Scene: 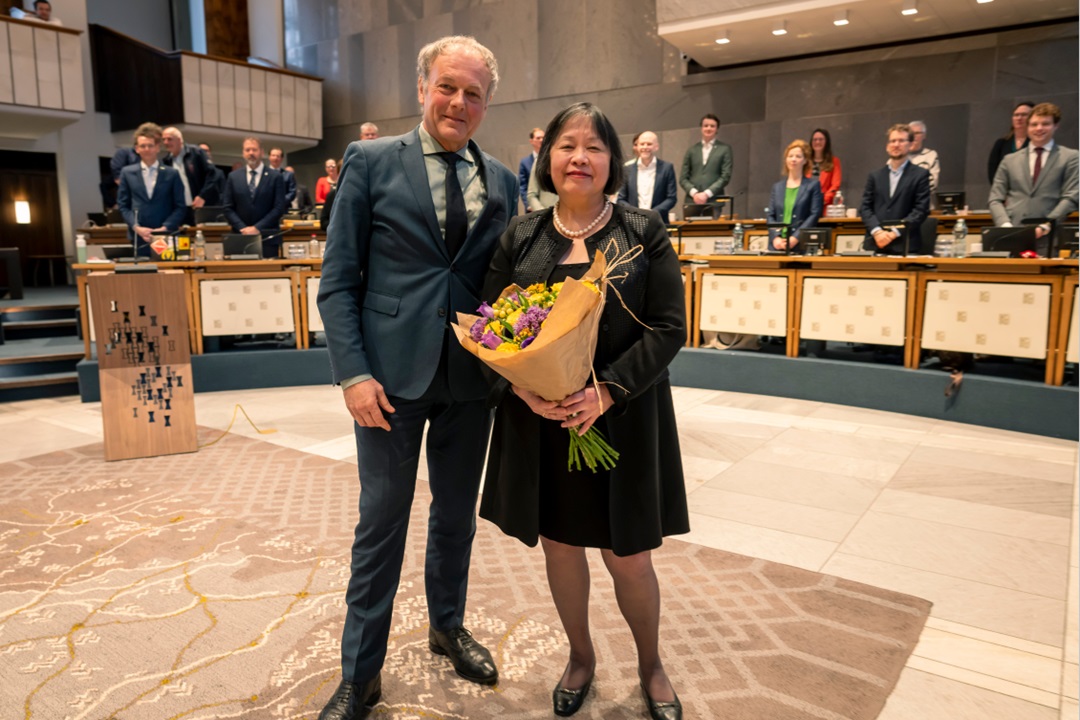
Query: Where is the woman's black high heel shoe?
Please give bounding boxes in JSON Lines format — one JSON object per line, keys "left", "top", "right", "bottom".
{"left": 640, "top": 680, "right": 682, "bottom": 720}
{"left": 552, "top": 671, "right": 594, "bottom": 716}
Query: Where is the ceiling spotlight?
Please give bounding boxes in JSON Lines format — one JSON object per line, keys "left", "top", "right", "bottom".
{"left": 976, "top": 0, "right": 993, "bottom": 3}
{"left": 715, "top": 30, "right": 730, "bottom": 44}
{"left": 772, "top": 20, "right": 788, "bottom": 36}
{"left": 901, "top": 0, "right": 918, "bottom": 15}
{"left": 834, "top": 10, "right": 849, "bottom": 26}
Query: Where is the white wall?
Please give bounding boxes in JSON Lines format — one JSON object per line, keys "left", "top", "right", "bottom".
{"left": 248, "top": 0, "right": 283, "bottom": 66}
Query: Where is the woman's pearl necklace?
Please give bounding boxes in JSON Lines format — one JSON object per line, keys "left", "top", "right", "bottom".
{"left": 554, "top": 200, "right": 610, "bottom": 238}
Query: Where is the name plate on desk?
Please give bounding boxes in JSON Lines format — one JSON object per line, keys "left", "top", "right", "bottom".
{"left": 682, "top": 236, "right": 729, "bottom": 255}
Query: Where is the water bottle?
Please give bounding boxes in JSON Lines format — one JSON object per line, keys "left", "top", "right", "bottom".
{"left": 75, "top": 233, "right": 87, "bottom": 264}
{"left": 731, "top": 222, "right": 744, "bottom": 253}
{"left": 934, "top": 232, "right": 954, "bottom": 258}
{"left": 194, "top": 230, "right": 206, "bottom": 261}
{"left": 309, "top": 234, "right": 321, "bottom": 259}
{"left": 834, "top": 190, "right": 844, "bottom": 207}
{"left": 953, "top": 218, "right": 967, "bottom": 256}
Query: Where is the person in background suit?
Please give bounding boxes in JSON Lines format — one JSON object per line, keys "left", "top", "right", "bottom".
{"left": 359, "top": 122, "right": 380, "bottom": 140}
{"left": 223, "top": 137, "right": 287, "bottom": 257}
{"left": 162, "top": 127, "right": 213, "bottom": 225}
{"left": 518, "top": 126, "right": 544, "bottom": 207}
{"left": 117, "top": 122, "right": 186, "bottom": 256}
{"left": 617, "top": 130, "right": 677, "bottom": 219}
{"left": 989, "top": 102, "right": 1079, "bottom": 242}
{"left": 268, "top": 147, "right": 298, "bottom": 209}
{"left": 197, "top": 142, "right": 225, "bottom": 208}
{"left": 680, "top": 113, "right": 732, "bottom": 204}
{"left": 285, "top": 165, "right": 314, "bottom": 214}
{"left": 526, "top": 161, "right": 558, "bottom": 211}
{"left": 860, "top": 123, "right": 931, "bottom": 255}
{"left": 110, "top": 145, "right": 139, "bottom": 187}
{"left": 766, "top": 139, "right": 824, "bottom": 253}
{"left": 315, "top": 35, "right": 517, "bottom": 720}
{"left": 987, "top": 101, "right": 1035, "bottom": 183}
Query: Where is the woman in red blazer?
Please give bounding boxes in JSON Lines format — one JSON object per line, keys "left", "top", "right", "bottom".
{"left": 811, "top": 128, "right": 842, "bottom": 205}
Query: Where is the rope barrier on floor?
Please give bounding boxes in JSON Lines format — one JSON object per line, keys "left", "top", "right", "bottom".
{"left": 199, "top": 403, "right": 278, "bottom": 448}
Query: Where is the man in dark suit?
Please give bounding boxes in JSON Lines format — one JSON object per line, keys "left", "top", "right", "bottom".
{"left": 197, "top": 142, "right": 226, "bottom": 208}
{"left": 989, "top": 102, "right": 1079, "bottom": 241}
{"left": 117, "top": 122, "right": 186, "bottom": 256}
{"left": 268, "top": 146, "right": 298, "bottom": 209}
{"left": 618, "top": 130, "right": 678, "bottom": 219}
{"left": 285, "top": 165, "right": 314, "bottom": 214}
{"left": 223, "top": 137, "right": 287, "bottom": 258}
{"left": 162, "top": 127, "right": 213, "bottom": 225}
{"left": 316, "top": 35, "right": 517, "bottom": 720}
{"left": 680, "top": 113, "right": 733, "bottom": 204}
{"left": 860, "top": 123, "right": 931, "bottom": 255}
{"left": 517, "top": 126, "right": 544, "bottom": 208}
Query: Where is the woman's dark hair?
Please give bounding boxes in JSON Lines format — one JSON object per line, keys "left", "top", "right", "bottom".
{"left": 1004, "top": 101, "right": 1036, "bottom": 140}
{"left": 534, "top": 102, "right": 625, "bottom": 196}
{"left": 811, "top": 128, "right": 834, "bottom": 172}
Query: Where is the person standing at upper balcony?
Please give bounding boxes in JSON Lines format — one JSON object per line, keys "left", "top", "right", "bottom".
{"left": 29, "top": 1, "right": 62, "bottom": 25}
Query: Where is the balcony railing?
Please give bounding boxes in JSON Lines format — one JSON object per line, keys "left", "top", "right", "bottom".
{"left": 0, "top": 15, "right": 85, "bottom": 116}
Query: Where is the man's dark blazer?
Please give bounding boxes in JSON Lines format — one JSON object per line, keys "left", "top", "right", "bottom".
{"left": 276, "top": 167, "right": 298, "bottom": 206}
{"left": 679, "top": 140, "right": 733, "bottom": 199}
{"left": 110, "top": 147, "right": 138, "bottom": 183}
{"left": 859, "top": 162, "right": 931, "bottom": 254}
{"left": 518, "top": 154, "right": 534, "bottom": 207}
{"left": 222, "top": 165, "right": 287, "bottom": 257}
{"left": 318, "top": 127, "right": 518, "bottom": 401}
{"left": 163, "top": 143, "right": 213, "bottom": 203}
{"left": 294, "top": 183, "right": 313, "bottom": 214}
{"left": 989, "top": 143, "right": 1079, "bottom": 227}
{"left": 116, "top": 163, "right": 187, "bottom": 252}
{"left": 766, "top": 176, "right": 824, "bottom": 250}
{"left": 618, "top": 158, "right": 678, "bottom": 218}
{"left": 200, "top": 164, "right": 226, "bottom": 206}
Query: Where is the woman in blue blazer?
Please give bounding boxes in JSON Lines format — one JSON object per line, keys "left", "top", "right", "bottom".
{"left": 766, "top": 139, "right": 823, "bottom": 253}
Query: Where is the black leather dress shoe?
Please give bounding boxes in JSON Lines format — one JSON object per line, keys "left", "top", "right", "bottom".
{"left": 552, "top": 673, "right": 594, "bottom": 716}
{"left": 428, "top": 626, "right": 499, "bottom": 685}
{"left": 641, "top": 681, "right": 682, "bottom": 720}
{"left": 317, "top": 675, "right": 382, "bottom": 720}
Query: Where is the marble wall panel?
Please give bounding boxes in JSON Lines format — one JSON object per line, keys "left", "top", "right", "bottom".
{"left": 200, "top": 58, "right": 219, "bottom": 126}
{"left": 994, "top": 35, "right": 1079, "bottom": 99}
{"left": 0, "top": 25, "right": 12, "bottom": 105}
{"left": 310, "top": 81, "right": 324, "bottom": 139}
{"left": 8, "top": 23, "right": 37, "bottom": 107}
{"left": 320, "top": 37, "right": 350, "bottom": 128}
{"left": 285, "top": 43, "right": 318, "bottom": 76}
{"left": 265, "top": 72, "right": 282, "bottom": 134}
{"left": 296, "top": 79, "right": 310, "bottom": 138}
{"left": 218, "top": 63, "right": 236, "bottom": 129}
{"left": 251, "top": 69, "right": 267, "bottom": 132}
{"left": 764, "top": 48, "right": 997, "bottom": 121}
{"left": 453, "top": 0, "right": 537, "bottom": 105}
{"left": 281, "top": 75, "right": 297, "bottom": 136}
{"left": 283, "top": 0, "right": 338, "bottom": 47}
{"left": 747, "top": 120, "right": 781, "bottom": 219}
{"left": 57, "top": 33, "right": 84, "bottom": 112}
{"left": 234, "top": 66, "right": 252, "bottom": 131}
{"left": 33, "top": 29, "right": 62, "bottom": 110}
{"left": 355, "top": 26, "right": 406, "bottom": 123}
{"left": 339, "top": 1, "right": 384, "bottom": 36}
{"left": 181, "top": 54, "right": 202, "bottom": 125}
{"left": 389, "top": 0, "right": 424, "bottom": 26}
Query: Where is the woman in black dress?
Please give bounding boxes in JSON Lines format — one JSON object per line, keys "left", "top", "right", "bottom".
{"left": 480, "top": 103, "right": 689, "bottom": 720}
{"left": 988, "top": 101, "right": 1035, "bottom": 183}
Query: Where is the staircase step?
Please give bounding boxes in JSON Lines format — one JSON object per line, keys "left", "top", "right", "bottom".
{"left": 0, "top": 351, "right": 83, "bottom": 367}
{"left": 3, "top": 318, "right": 77, "bottom": 330}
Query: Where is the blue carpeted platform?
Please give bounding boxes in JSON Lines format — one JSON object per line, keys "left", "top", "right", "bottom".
{"left": 78, "top": 347, "right": 1078, "bottom": 440}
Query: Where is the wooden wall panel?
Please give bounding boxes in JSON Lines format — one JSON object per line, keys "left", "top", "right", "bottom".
{"left": 58, "top": 32, "right": 84, "bottom": 111}
{"left": 181, "top": 53, "right": 202, "bottom": 124}
{"left": 204, "top": 0, "right": 250, "bottom": 61}
{"left": 33, "top": 28, "right": 62, "bottom": 109}
{"left": 8, "top": 23, "right": 37, "bottom": 106}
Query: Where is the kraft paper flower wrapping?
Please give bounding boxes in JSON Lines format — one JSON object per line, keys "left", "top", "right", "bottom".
{"left": 451, "top": 250, "right": 608, "bottom": 402}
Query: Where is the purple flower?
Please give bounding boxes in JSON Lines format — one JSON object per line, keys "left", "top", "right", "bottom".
{"left": 478, "top": 302, "right": 495, "bottom": 319}
{"left": 481, "top": 331, "right": 501, "bottom": 350}
{"left": 470, "top": 318, "right": 486, "bottom": 342}
{"left": 520, "top": 335, "right": 535, "bottom": 349}
{"left": 513, "top": 305, "right": 550, "bottom": 337}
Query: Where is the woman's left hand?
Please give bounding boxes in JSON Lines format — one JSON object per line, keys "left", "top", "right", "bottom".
{"left": 558, "top": 384, "right": 614, "bottom": 435}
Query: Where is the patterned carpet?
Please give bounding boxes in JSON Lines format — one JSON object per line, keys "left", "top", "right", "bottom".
{"left": 0, "top": 431, "right": 931, "bottom": 720}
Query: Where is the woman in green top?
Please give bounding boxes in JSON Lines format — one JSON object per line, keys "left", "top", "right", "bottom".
{"left": 766, "top": 139, "right": 824, "bottom": 253}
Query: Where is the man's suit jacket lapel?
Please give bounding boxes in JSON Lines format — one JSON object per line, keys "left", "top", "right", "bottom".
{"left": 793, "top": 177, "right": 808, "bottom": 213}
{"left": 398, "top": 130, "right": 443, "bottom": 251}
{"left": 253, "top": 168, "right": 273, "bottom": 205}
{"left": 466, "top": 140, "right": 501, "bottom": 250}
{"left": 129, "top": 166, "right": 150, "bottom": 204}
{"left": 627, "top": 166, "right": 639, "bottom": 207}
{"left": 1032, "top": 145, "right": 1058, "bottom": 193}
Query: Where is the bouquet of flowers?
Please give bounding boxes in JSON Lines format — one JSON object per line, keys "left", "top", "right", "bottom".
{"left": 452, "top": 250, "right": 619, "bottom": 472}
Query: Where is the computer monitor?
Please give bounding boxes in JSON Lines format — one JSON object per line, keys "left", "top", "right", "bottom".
{"left": 222, "top": 234, "right": 263, "bottom": 259}
{"left": 195, "top": 205, "right": 227, "bottom": 224}
{"left": 682, "top": 196, "right": 733, "bottom": 221}
{"left": 101, "top": 244, "right": 135, "bottom": 261}
{"left": 87, "top": 212, "right": 108, "bottom": 227}
{"left": 799, "top": 227, "right": 832, "bottom": 256}
{"left": 105, "top": 208, "right": 124, "bottom": 224}
{"left": 981, "top": 226, "right": 1038, "bottom": 257}
{"left": 936, "top": 191, "right": 966, "bottom": 214}
{"left": 1056, "top": 224, "right": 1078, "bottom": 258}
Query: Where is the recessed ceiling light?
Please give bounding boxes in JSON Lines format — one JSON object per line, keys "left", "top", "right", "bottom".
{"left": 901, "top": 0, "right": 918, "bottom": 15}
{"left": 715, "top": 30, "right": 730, "bottom": 44}
{"left": 834, "top": 10, "right": 850, "bottom": 26}
{"left": 977, "top": 0, "right": 993, "bottom": 3}
{"left": 772, "top": 20, "right": 788, "bottom": 36}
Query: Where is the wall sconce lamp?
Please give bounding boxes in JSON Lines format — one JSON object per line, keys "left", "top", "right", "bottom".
{"left": 14, "top": 200, "right": 30, "bottom": 224}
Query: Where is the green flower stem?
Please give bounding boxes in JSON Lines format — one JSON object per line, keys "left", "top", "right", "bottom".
{"left": 566, "top": 427, "right": 620, "bottom": 473}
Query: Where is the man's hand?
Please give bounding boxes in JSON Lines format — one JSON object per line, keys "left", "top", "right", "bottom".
{"left": 241, "top": 226, "right": 260, "bottom": 235}
{"left": 873, "top": 229, "right": 896, "bottom": 249}
{"left": 135, "top": 225, "right": 153, "bottom": 241}
{"left": 772, "top": 237, "right": 788, "bottom": 251}
{"left": 691, "top": 191, "right": 709, "bottom": 205}
{"left": 192, "top": 196, "right": 206, "bottom": 209}
{"left": 343, "top": 378, "right": 396, "bottom": 431}
{"left": 1034, "top": 224, "right": 1050, "bottom": 239}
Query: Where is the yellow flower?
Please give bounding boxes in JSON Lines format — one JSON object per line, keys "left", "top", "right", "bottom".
{"left": 495, "top": 344, "right": 521, "bottom": 353}
{"left": 581, "top": 280, "right": 600, "bottom": 294}
{"left": 507, "top": 309, "right": 523, "bottom": 328}
{"left": 551, "top": 282, "right": 564, "bottom": 294}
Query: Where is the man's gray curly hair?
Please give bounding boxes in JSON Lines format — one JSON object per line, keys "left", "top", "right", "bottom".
{"left": 416, "top": 35, "right": 499, "bottom": 102}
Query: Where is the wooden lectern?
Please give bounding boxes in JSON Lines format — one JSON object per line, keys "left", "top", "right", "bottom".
{"left": 88, "top": 271, "right": 197, "bottom": 461}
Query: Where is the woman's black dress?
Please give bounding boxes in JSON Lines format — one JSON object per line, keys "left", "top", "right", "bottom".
{"left": 479, "top": 205, "right": 689, "bottom": 557}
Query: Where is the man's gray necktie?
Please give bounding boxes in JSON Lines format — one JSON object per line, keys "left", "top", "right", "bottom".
{"left": 249, "top": 169, "right": 257, "bottom": 197}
